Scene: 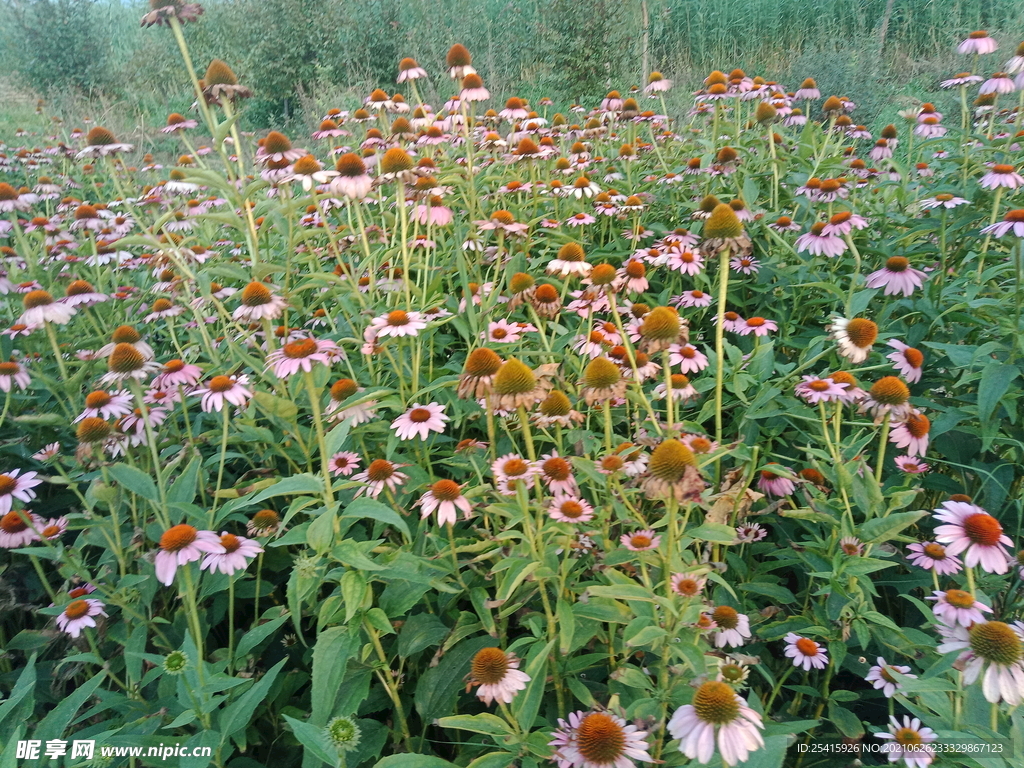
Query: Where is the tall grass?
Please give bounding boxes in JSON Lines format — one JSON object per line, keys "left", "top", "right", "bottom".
{"left": 2, "top": 0, "right": 1024, "bottom": 131}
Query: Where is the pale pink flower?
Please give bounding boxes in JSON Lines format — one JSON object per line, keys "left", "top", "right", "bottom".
{"left": 795, "top": 228, "right": 847, "bottom": 258}
{"left": 708, "top": 606, "right": 751, "bottom": 648}
{"left": 265, "top": 337, "right": 340, "bottom": 379}
{"left": 368, "top": 309, "right": 428, "bottom": 339}
{"left": 784, "top": 633, "right": 829, "bottom": 670}
{"left": 738, "top": 317, "right": 776, "bottom": 336}
{"left": 794, "top": 375, "right": 848, "bottom": 404}
{"left": 75, "top": 390, "right": 133, "bottom": 422}
{"left": 0, "top": 510, "right": 43, "bottom": 548}
{"left": 757, "top": 465, "right": 795, "bottom": 497}
{"left": 933, "top": 500, "right": 1012, "bottom": 573}
{"left": 391, "top": 402, "right": 449, "bottom": 441}
{"left": 329, "top": 451, "right": 361, "bottom": 477}
{"left": 894, "top": 455, "right": 929, "bottom": 474}
{"left": 549, "top": 711, "right": 653, "bottom": 768}
{"left": 200, "top": 532, "right": 263, "bottom": 576}
{"left": 866, "top": 259, "right": 927, "bottom": 297}
{"left": 980, "top": 165, "right": 1024, "bottom": 189}
{"left": 890, "top": 412, "right": 930, "bottom": 456}
{"left": 194, "top": 374, "right": 252, "bottom": 413}
{"left": 928, "top": 589, "right": 991, "bottom": 627}
{"left": 886, "top": 340, "right": 925, "bottom": 383}
{"left": 547, "top": 495, "right": 595, "bottom": 523}
{"left": 417, "top": 480, "right": 473, "bottom": 526}
{"left": 56, "top": 598, "right": 106, "bottom": 638}
{"left": 469, "top": 648, "right": 530, "bottom": 705}
{"left": 621, "top": 529, "right": 660, "bottom": 551}
{"left": 874, "top": 716, "right": 936, "bottom": 768}
{"left": 668, "top": 685, "right": 764, "bottom": 767}
{"left": 669, "top": 344, "right": 709, "bottom": 374}
{"left": 672, "top": 289, "right": 712, "bottom": 309}
{"left": 0, "top": 360, "right": 31, "bottom": 392}
{"left": 154, "top": 524, "right": 225, "bottom": 586}
{"left": 865, "top": 657, "right": 916, "bottom": 698}
{"left": 0, "top": 469, "right": 42, "bottom": 514}
{"left": 352, "top": 459, "right": 409, "bottom": 498}
{"left": 907, "top": 541, "right": 962, "bottom": 574}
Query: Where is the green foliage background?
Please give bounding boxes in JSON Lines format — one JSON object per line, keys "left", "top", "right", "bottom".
{"left": 3, "top": 0, "right": 1024, "bottom": 129}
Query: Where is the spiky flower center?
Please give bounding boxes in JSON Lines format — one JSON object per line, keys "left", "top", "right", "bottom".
{"left": 406, "top": 407, "right": 433, "bottom": 424}
{"left": 160, "top": 524, "right": 198, "bottom": 552}
{"left": 886, "top": 256, "right": 909, "bottom": 273}
{"left": 704, "top": 204, "right": 743, "bottom": 239}
{"left": 649, "top": 439, "right": 697, "bottom": 482}
{"left": 76, "top": 417, "right": 111, "bottom": 443}
{"left": 108, "top": 343, "right": 144, "bottom": 373}
{"left": 85, "top": 390, "right": 113, "bottom": 409}
{"left": 969, "top": 622, "right": 1021, "bottom": 665}
{"left": 629, "top": 533, "right": 652, "bottom": 548}
{"left": 499, "top": 458, "right": 529, "bottom": 477}
{"left": 557, "top": 242, "right": 585, "bottom": 262}
{"left": 241, "top": 282, "right": 273, "bottom": 307}
{"left": 471, "top": 647, "right": 509, "bottom": 684}
{"left": 670, "top": 374, "right": 691, "bottom": 388}
{"left": 712, "top": 605, "right": 739, "bottom": 629}
{"left": 692, "top": 681, "right": 740, "bottom": 725}
{"left": 640, "top": 306, "right": 680, "bottom": 341}
{"left": 690, "top": 437, "right": 713, "bottom": 453}
{"left": 494, "top": 358, "right": 536, "bottom": 395}
{"left": 994, "top": 164, "right": 1016, "bottom": 174}
{"left": 894, "top": 728, "right": 923, "bottom": 746}
{"left": 795, "top": 638, "right": 820, "bottom": 656}
{"left": 963, "top": 512, "right": 1004, "bottom": 546}
{"left": 540, "top": 391, "right": 572, "bottom": 416}
{"left": 541, "top": 457, "right": 571, "bottom": 481}
{"left": 152, "top": 298, "right": 174, "bottom": 313}
{"left": 381, "top": 147, "right": 413, "bottom": 174}
{"left": 251, "top": 509, "right": 279, "bottom": 529}
{"left": 64, "top": 600, "right": 90, "bottom": 620}
{"left": 902, "top": 347, "right": 924, "bottom": 368}
{"left": 283, "top": 339, "right": 318, "bottom": 359}
{"left": 367, "top": 460, "right": 396, "bottom": 482}
{"left": 0, "top": 362, "right": 18, "bottom": 376}
{"left": 575, "top": 713, "right": 627, "bottom": 764}
{"left": 844, "top": 318, "right": 878, "bottom": 347}
{"left": 220, "top": 533, "right": 241, "bottom": 553}
{"left": 923, "top": 542, "right": 947, "bottom": 559}
{"left": 870, "top": 376, "right": 910, "bottom": 405}
{"left": 0, "top": 509, "right": 28, "bottom": 532}
{"left": 945, "top": 589, "right": 976, "bottom": 609}
{"left": 584, "top": 357, "right": 621, "bottom": 389}
{"left": 263, "top": 131, "right": 292, "bottom": 154}
{"left": 23, "top": 290, "right": 54, "bottom": 309}
{"left": 430, "top": 479, "right": 462, "bottom": 502}
{"left": 292, "top": 155, "right": 321, "bottom": 175}
{"left": 86, "top": 127, "right": 116, "bottom": 146}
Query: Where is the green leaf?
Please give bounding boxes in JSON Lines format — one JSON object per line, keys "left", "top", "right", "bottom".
{"left": 685, "top": 522, "right": 738, "bottom": 543}
{"left": 235, "top": 614, "right": 290, "bottom": 659}
{"left": 437, "top": 713, "right": 514, "bottom": 736}
{"left": 373, "top": 757, "right": 458, "bottom": 768}
{"left": 827, "top": 701, "right": 865, "bottom": 739}
{"left": 859, "top": 510, "right": 926, "bottom": 544}
{"left": 33, "top": 671, "right": 105, "bottom": 743}
{"left": 254, "top": 389, "right": 299, "bottom": 420}
{"left": 282, "top": 714, "right": 340, "bottom": 767}
{"left": 107, "top": 463, "right": 158, "bottom": 502}
{"left": 311, "top": 627, "right": 360, "bottom": 725}
{"left": 513, "top": 640, "right": 552, "bottom": 732}
{"left": 466, "top": 754, "right": 516, "bottom": 768}
{"left": 625, "top": 624, "right": 667, "bottom": 648}
{"left": 168, "top": 454, "right": 202, "bottom": 504}
{"left": 413, "top": 637, "right": 496, "bottom": 722}
{"left": 398, "top": 613, "right": 449, "bottom": 658}
{"left": 341, "top": 497, "right": 410, "bottom": 538}
{"left": 218, "top": 657, "right": 287, "bottom": 744}
{"left": 977, "top": 363, "right": 1018, "bottom": 425}
{"left": 0, "top": 654, "right": 36, "bottom": 743}
{"left": 557, "top": 598, "right": 575, "bottom": 654}
{"left": 737, "top": 582, "right": 797, "bottom": 603}
{"left": 307, "top": 508, "right": 337, "bottom": 554}
{"left": 587, "top": 584, "right": 655, "bottom": 602}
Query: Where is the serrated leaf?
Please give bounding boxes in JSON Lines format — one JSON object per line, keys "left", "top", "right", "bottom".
{"left": 107, "top": 463, "right": 159, "bottom": 502}
{"left": 341, "top": 497, "right": 410, "bottom": 538}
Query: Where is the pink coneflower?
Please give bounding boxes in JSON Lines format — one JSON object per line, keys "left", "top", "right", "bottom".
{"left": 329, "top": 451, "right": 361, "bottom": 477}
{"left": 795, "top": 223, "right": 847, "bottom": 258}
{"left": 655, "top": 373, "right": 698, "bottom": 403}
{"left": 982, "top": 209, "right": 1024, "bottom": 237}
{"left": 891, "top": 411, "right": 930, "bottom": 456}
{"left": 415, "top": 198, "right": 453, "bottom": 225}
{"left": 538, "top": 453, "right": 578, "bottom": 495}
{"left": 397, "top": 57, "right": 427, "bottom": 82}
{"left": 886, "top": 340, "right": 925, "bottom": 383}
{"left": 941, "top": 73, "right": 983, "bottom": 88}
{"left": 668, "top": 682, "right": 764, "bottom": 767}
{"left": 665, "top": 248, "right": 705, "bottom": 276}
{"left": 547, "top": 242, "right": 592, "bottom": 277}
{"left": 933, "top": 500, "right": 1012, "bottom": 573}
{"left": 721, "top": 311, "right": 745, "bottom": 333}
{"left": 794, "top": 375, "right": 848, "bottom": 404}
{"left": 735, "top": 523, "right": 767, "bottom": 543}
{"left": 487, "top": 319, "right": 525, "bottom": 344}
{"left": 874, "top": 716, "right": 936, "bottom": 768}
{"left": 417, "top": 479, "right": 472, "bottom": 526}
{"left": 154, "top": 524, "right": 225, "bottom": 586}
{"left": 622, "top": 529, "right": 661, "bottom": 552}
{"left": 865, "top": 657, "right": 916, "bottom": 698}
{"left": 547, "top": 495, "right": 595, "bottom": 523}
{"left": 784, "top": 633, "right": 829, "bottom": 670}
{"left": 907, "top": 541, "right": 963, "bottom": 575}
{"left": 549, "top": 711, "right": 653, "bottom": 768}
{"left": 200, "top": 532, "right": 263, "bottom": 576}
{"left": 830, "top": 317, "right": 877, "bottom": 363}
{"left": 62, "top": 279, "right": 108, "bottom": 307}
{"left": 233, "top": 282, "right": 287, "bottom": 322}
{"left": 391, "top": 402, "right": 449, "bottom": 441}
{"left": 0, "top": 510, "right": 43, "bottom": 548}
{"left": 867, "top": 256, "right": 927, "bottom": 297}
{"left": 668, "top": 344, "right": 709, "bottom": 374}
{"left": 980, "top": 72, "right": 1015, "bottom": 94}
{"left": 468, "top": 647, "right": 530, "bottom": 706}
{"left": 368, "top": 310, "right": 428, "bottom": 339}
{"left": 738, "top": 317, "right": 776, "bottom": 336}
{"left": 859, "top": 377, "right": 913, "bottom": 422}
{"left": 895, "top": 455, "right": 929, "bottom": 473}
{"left": 0, "top": 360, "right": 30, "bottom": 392}
{"left": 56, "top": 598, "right": 106, "bottom": 638}
{"left": 19, "top": 290, "right": 76, "bottom": 326}
{"left": 75, "top": 389, "right": 133, "bottom": 422}
{"left": 730, "top": 255, "right": 760, "bottom": 274}
{"left": 757, "top": 465, "right": 795, "bottom": 497}
{"left": 708, "top": 605, "right": 751, "bottom": 648}
{"left": 153, "top": 359, "right": 203, "bottom": 389}
{"left": 353, "top": 459, "right": 409, "bottom": 498}
{"left": 330, "top": 153, "right": 374, "bottom": 200}
{"left": 265, "top": 337, "right": 340, "bottom": 379}
{"left": 980, "top": 164, "right": 1024, "bottom": 189}
{"left": 644, "top": 71, "right": 672, "bottom": 94}
{"left": 928, "top": 589, "right": 991, "bottom": 628}
{"left": 195, "top": 374, "right": 252, "bottom": 413}
{"left": 0, "top": 469, "right": 42, "bottom": 515}
{"left": 919, "top": 193, "right": 970, "bottom": 209}
{"left": 821, "top": 211, "right": 868, "bottom": 237}
{"left": 32, "top": 442, "right": 60, "bottom": 462}
{"left": 914, "top": 116, "right": 947, "bottom": 138}
{"left": 937, "top": 621, "right": 1024, "bottom": 705}
{"left": 670, "top": 573, "right": 706, "bottom": 597}
{"left": 672, "top": 289, "right": 712, "bottom": 309}
{"left": 492, "top": 454, "right": 537, "bottom": 495}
